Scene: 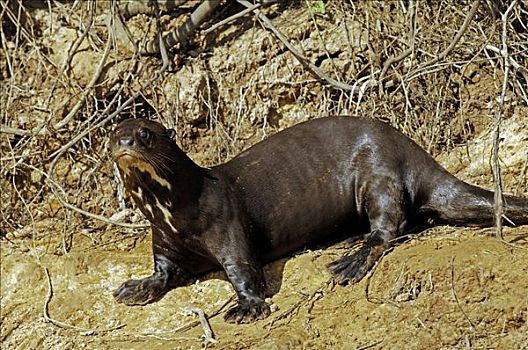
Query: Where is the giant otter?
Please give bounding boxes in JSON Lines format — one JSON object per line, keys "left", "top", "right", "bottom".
{"left": 109, "top": 116, "right": 528, "bottom": 323}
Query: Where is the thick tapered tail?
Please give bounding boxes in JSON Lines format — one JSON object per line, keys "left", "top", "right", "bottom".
{"left": 432, "top": 181, "right": 528, "bottom": 227}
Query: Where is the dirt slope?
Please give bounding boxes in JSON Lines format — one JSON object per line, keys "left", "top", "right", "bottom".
{"left": 1, "top": 1, "right": 528, "bottom": 349}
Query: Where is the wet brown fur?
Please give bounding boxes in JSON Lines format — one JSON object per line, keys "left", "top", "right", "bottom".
{"left": 110, "top": 116, "right": 528, "bottom": 323}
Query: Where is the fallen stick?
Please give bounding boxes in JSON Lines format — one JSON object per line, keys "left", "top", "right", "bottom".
{"left": 186, "top": 307, "right": 217, "bottom": 344}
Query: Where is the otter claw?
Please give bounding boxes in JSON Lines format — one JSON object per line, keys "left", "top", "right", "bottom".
{"left": 224, "top": 301, "right": 271, "bottom": 324}
{"left": 113, "top": 276, "right": 168, "bottom": 305}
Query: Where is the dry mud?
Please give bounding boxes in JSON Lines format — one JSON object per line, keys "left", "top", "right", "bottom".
{"left": 2, "top": 1, "right": 528, "bottom": 349}
{"left": 2, "top": 119, "right": 528, "bottom": 349}
{"left": 2, "top": 222, "right": 528, "bottom": 349}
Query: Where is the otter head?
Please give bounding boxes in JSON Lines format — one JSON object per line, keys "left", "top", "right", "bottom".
{"left": 110, "top": 118, "right": 177, "bottom": 191}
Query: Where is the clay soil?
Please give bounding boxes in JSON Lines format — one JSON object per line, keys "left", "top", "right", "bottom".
{"left": 2, "top": 224, "right": 528, "bottom": 349}
{"left": 1, "top": 1, "right": 528, "bottom": 349}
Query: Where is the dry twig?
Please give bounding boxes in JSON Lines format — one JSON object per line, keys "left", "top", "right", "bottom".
{"left": 45, "top": 0, "right": 170, "bottom": 229}
{"left": 203, "top": 2, "right": 263, "bottom": 35}
{"left": 492, "top": 0, "right": 518, "bottom": 239}
{"left": 186, "top": 306, "right": 217, "bottom": 344}
{"left": 378, "top": 0, "right": 415, "bottom": 83}
{"left": 42, "top": 265, "right": 123, "bottom": 334}
{"left": 404, "top": 0, "right": 481, "bottom": 80}
{"left": 265, "top": 278, "right": 331, "bottom": 331}
{"left": 237, "top": 0, "right": 360, "bottom": 93}
{"left": 449, "top": 257, "right": 476, "bottom": 331}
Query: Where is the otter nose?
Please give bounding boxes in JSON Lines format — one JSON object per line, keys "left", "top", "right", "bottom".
{"left": 119, "top": 136, "right": 134, "bottom": 147}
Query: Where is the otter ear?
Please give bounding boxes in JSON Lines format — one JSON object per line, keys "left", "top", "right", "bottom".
{"left": 166, "top": 128, "right": 176, "bottom": 139}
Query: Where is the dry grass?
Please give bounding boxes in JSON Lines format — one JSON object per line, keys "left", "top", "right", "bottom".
{"left": 1, "top": 0, "right": 526, "bottom": 242}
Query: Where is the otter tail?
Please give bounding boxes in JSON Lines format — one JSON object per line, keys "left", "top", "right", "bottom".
{"left": 431, "top": 180, "right": 528, "bottom": 227}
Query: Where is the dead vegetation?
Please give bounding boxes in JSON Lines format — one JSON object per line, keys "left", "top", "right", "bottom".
{"left": 1, "top": 0, "right": 527, "bottom": 235}
{"left": 1, "top": 0, "right": 528, "bottom": 348}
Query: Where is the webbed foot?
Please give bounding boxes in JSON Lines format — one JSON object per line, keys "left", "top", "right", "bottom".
{"left": 113, "top": 275, "right": 170, "bottom": 305}
{"left": 327, "top": 244, "right": 385, "bottom": 285}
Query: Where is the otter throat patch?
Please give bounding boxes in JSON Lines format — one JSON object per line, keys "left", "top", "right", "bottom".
{"left": 117, "top": 157, "right": 172, "bottom": 190}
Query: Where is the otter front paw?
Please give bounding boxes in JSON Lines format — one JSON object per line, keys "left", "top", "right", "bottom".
{"left": 224, "top": 299, "right": 271, "bottom": 323}
{"left": 113, "top": 276, "right": 169, "bottom": 305}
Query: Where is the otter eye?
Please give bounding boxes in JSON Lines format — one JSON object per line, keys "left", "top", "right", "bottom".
{"left": 138, "top": 128, "right": 149, "bottom": 139}
{"left": 165, "top": 129, "right": 176, "bottom": 139}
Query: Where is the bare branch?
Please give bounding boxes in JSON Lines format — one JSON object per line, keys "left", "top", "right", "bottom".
{"left": 492, "top": 0, "right": 518, "bottom": 239}
{"left": 405, "top": 0, "right": 481, "bottom": 80}
{"left": 143, "top": 0, "right": 221, "bottom": 54}
{"left": 237, "top": 0, "right": 360, "bottom": 93}
{"left": 203, "top": 2, "right": 263, "bottom": 35}
{"left": 45, "top": 0, "right": 171, "bottom": 228}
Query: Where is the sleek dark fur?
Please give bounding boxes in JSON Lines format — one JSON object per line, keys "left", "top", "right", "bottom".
{"left": 109, "top": 116, "right": 528, "bottom": 323}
